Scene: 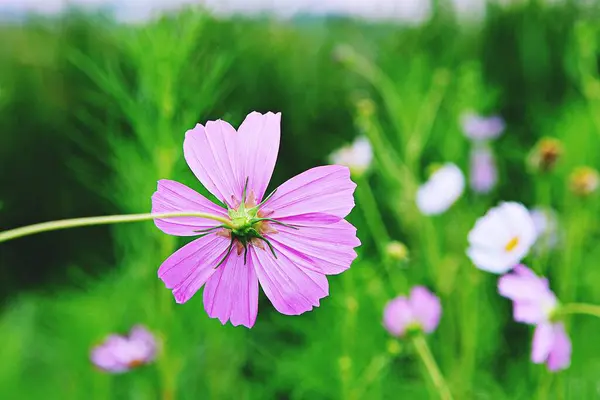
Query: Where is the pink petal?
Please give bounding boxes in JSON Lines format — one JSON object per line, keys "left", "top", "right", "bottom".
{"left": 532, "top": 322, "right": 554, "bottom": 364}
{"left": 262, "top": 165, "right": 356, "bottom": 219}
{"left": 237, "top": 112, "right": 281, "bottom": 202}
{"left": 547, "top": 323, "right": 571, "bottom": 371}
{"left": 151, "top": 180, "right": 228, "bottom": 236}
{"left": 512, "top": 264, "right": 539, "bottom": 279}
{"left": 409, "top": 286, "right": 442, "bottom": 333}
{"left": 383, "top": 297, "right": 413, "bottom": 337}
{"left": 469, "top": 145, "right": 498, "bottom": 194}
{"left": 129, "top": 326, "right": 154, "bottom": 344}
{"left": 203, "top": 252, "right": 259, "bottom": 328}
{"left": 128, "top": 326, "right": 157, "bottom": 362}
{"left": 251, "top": 246, "right": 329, "bottom": 316}
{"left": 498, "top": 266, "right": 551, "bottom": 302}
{"left": 513, "top": 302, "right": 547, "bottom": 325}
{"left": 91, "top": 337, "right": 130, "bottom": 373}
{"left": 277, "top": 212, "right": 342, "bottom": 226}
{"left": 184, "top": 121, "right": 242, "bottom": 207}
{"left": 268, "top": 219, "right": 360, "bottom": 275}
{"left": 158, "top": 234, "right": 230, "bottom": 304}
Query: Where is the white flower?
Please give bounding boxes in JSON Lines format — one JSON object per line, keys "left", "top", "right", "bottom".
{"left": 416, "top": 163, "right": 465, "bottom": 215}
{"left": 467, "top": 202, "right": 537, "bottom": 274}
{"left": 330, "top": 136, "right": 373, "bottom": 177}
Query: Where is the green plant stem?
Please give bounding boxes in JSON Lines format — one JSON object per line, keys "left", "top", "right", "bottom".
{"left": 355, "top": 177, "right": 407, "bottom": 293}
{"left": 560, "top": 303, "right": 600, "bottom": 319}
{"left": 412, "top": 334, "right": 454, "bottom": 400}
{"left": 353, "top": 354, "right": 390, "bottom": 399}
{"left": 356, "top": 177, "right": 390, "bottom": 255}
{"left": 0, "top": 211, "right": 232, "bottom": 243}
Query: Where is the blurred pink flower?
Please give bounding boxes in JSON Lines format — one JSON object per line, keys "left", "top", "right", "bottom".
{"left": 498, "top": 265, "right": 571, "bottom": 371}
{"left": 498, "top": 265, "right": 558, "bottom": 324}
{"left": 532, "top": 322, "right": 571, "bottom": 372}
{"left": 152, "top": 112, "right": 360, "bottom": 328}
{"left": 461, "top": 112, "right": 505, "bottom": 141}
{"left": 383, "top": 286, "right": 441, "bottom": 337}
{"left": 91, "top": 325, "right": 156, "bottom": 373}
{"left": 469, "top": 145, "right": 498, "bottom": 194}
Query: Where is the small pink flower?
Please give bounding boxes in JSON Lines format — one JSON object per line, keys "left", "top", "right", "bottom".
{"left": 469, "top": 145, "right": 498, "bottom": 194}
{"left": 152, "top": 112, "right": 360, "bottom": 328}
{"left": 498, "top": 265, "right": 558, "bottom": 324}
{"left": 498, "top": 265, "right": 571, "bottom": 371}
{"left": 91, "top": 325, "right": 156, "bottom": 373}
{"left": 461, "top": 112, "right": 505, "bottom": 141}
{"left": 383, "top": 286, "right": 441, "bottom": 337}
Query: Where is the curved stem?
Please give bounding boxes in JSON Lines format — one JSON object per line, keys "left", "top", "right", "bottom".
{"left": 412, "top": 334, "right": 454, "bottom": 400}
{"left": 0, "top": 211, "right": 232, "bottom": 243}
{"left": 560, "top": 303, "right": 600, "bottom": 319}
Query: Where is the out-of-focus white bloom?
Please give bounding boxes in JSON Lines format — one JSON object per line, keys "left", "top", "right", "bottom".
{"left": 530, "top": 207, "right": 559, "bottom": 252}
{"left": 467, "top": 202, "right": 537, "bottom": 274}
{"left": 416, "top": 163, "right": 465, "bottom": 215}
{"left": 329, "top": 136, "right": 373, "bottom": 177}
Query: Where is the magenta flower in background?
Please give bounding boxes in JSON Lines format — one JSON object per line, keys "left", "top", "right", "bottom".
{"left": 383, "top": 286, "right": 441, "bottom": 337}
{"left": 91, "top": 325, "right": 157, "bottom": 373}
{"left": 152, "top": 112, "right": 360, "bottom": 328}
{"left": 498, "top": 265, "right": 571, "bottom": 371}
{"left": 461, "top": 112, "right": 505, "bottom": 141}
{"left": 469, "top": 145, "right": 498, "bottom": 194}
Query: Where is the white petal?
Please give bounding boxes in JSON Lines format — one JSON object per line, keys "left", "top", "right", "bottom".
{"left": 467, "top": 247, "right": 516, "bottom": 274}
{"left": 467, "top": 202, "right": 536, "bottom": 273}
{"left": 416, "top": 163, "right": 465, "bottom": 215}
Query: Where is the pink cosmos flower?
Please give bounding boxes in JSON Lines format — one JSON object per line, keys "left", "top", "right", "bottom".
{"left": 91, "top": 325, "right": 157, "bottom": 373}
{"left": 152, "top": 112, "right": 360, "bottom": 328}
{"left": 383, "top": 286, "right": 441, "bottom": 337}
{"left": 469, "top": 145, "right": 498, "bottom": 194}
{"left": 498, "top": 265, "right": 571, "bottom": 371}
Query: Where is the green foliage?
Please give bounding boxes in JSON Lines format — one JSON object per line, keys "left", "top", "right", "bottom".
{"left": 1, "top": 2, "right": 600, "bottom": 399}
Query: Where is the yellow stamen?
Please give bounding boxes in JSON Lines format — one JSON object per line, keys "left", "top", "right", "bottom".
{"left": 505, "top": 237, "right": 519, "bottom": 252}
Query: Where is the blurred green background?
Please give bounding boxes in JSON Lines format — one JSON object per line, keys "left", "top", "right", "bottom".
{"left": 1, "top": 1, "right": 600, "bottom": 399}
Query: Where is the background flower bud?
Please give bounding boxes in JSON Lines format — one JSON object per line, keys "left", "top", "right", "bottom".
{"left": 528, "top": 137, "right": 563, "bottom": 173}
{"left": 569, "top": 166, "right": 599, "bottom": 196}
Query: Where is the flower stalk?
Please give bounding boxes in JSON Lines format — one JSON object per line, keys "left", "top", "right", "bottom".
{"left": 558, "top": 303, "right": 600, "bottom": 319}
{"left": 412, "top": 334, "right": 454, "bottom": 400}
{"left": 0, "top": 212, "right": 233, "bottom": 243}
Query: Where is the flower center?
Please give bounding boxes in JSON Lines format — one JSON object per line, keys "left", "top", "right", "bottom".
{"left": 211, "top": 179, "right": 299, "bottom": 267}
{"left": 127, "top": 359, "right": 145, "bottom": 368}
{"left": 228, "top": 205, "right": 260, "bottom": 232}
{"left": 504, "top": 236, "right": 519, "bottom": 252}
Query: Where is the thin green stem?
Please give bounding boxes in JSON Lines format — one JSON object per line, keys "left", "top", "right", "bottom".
{"left": 412, "top": 334, "right": 454, "bottom": 400}
{"left": 0, "top": 211, "right": 232, "bottom": 243}
{"left": 356, "top": 177, "right": 390, "bottom": 255}
{"left": 353, "top": 354, "right": 390, "bottom": 399}
{"left": 355, "top": 177, "right": 409, "bottom": 293}
{"left": 559, "top": 303, "right": 600, "bottom": 319}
